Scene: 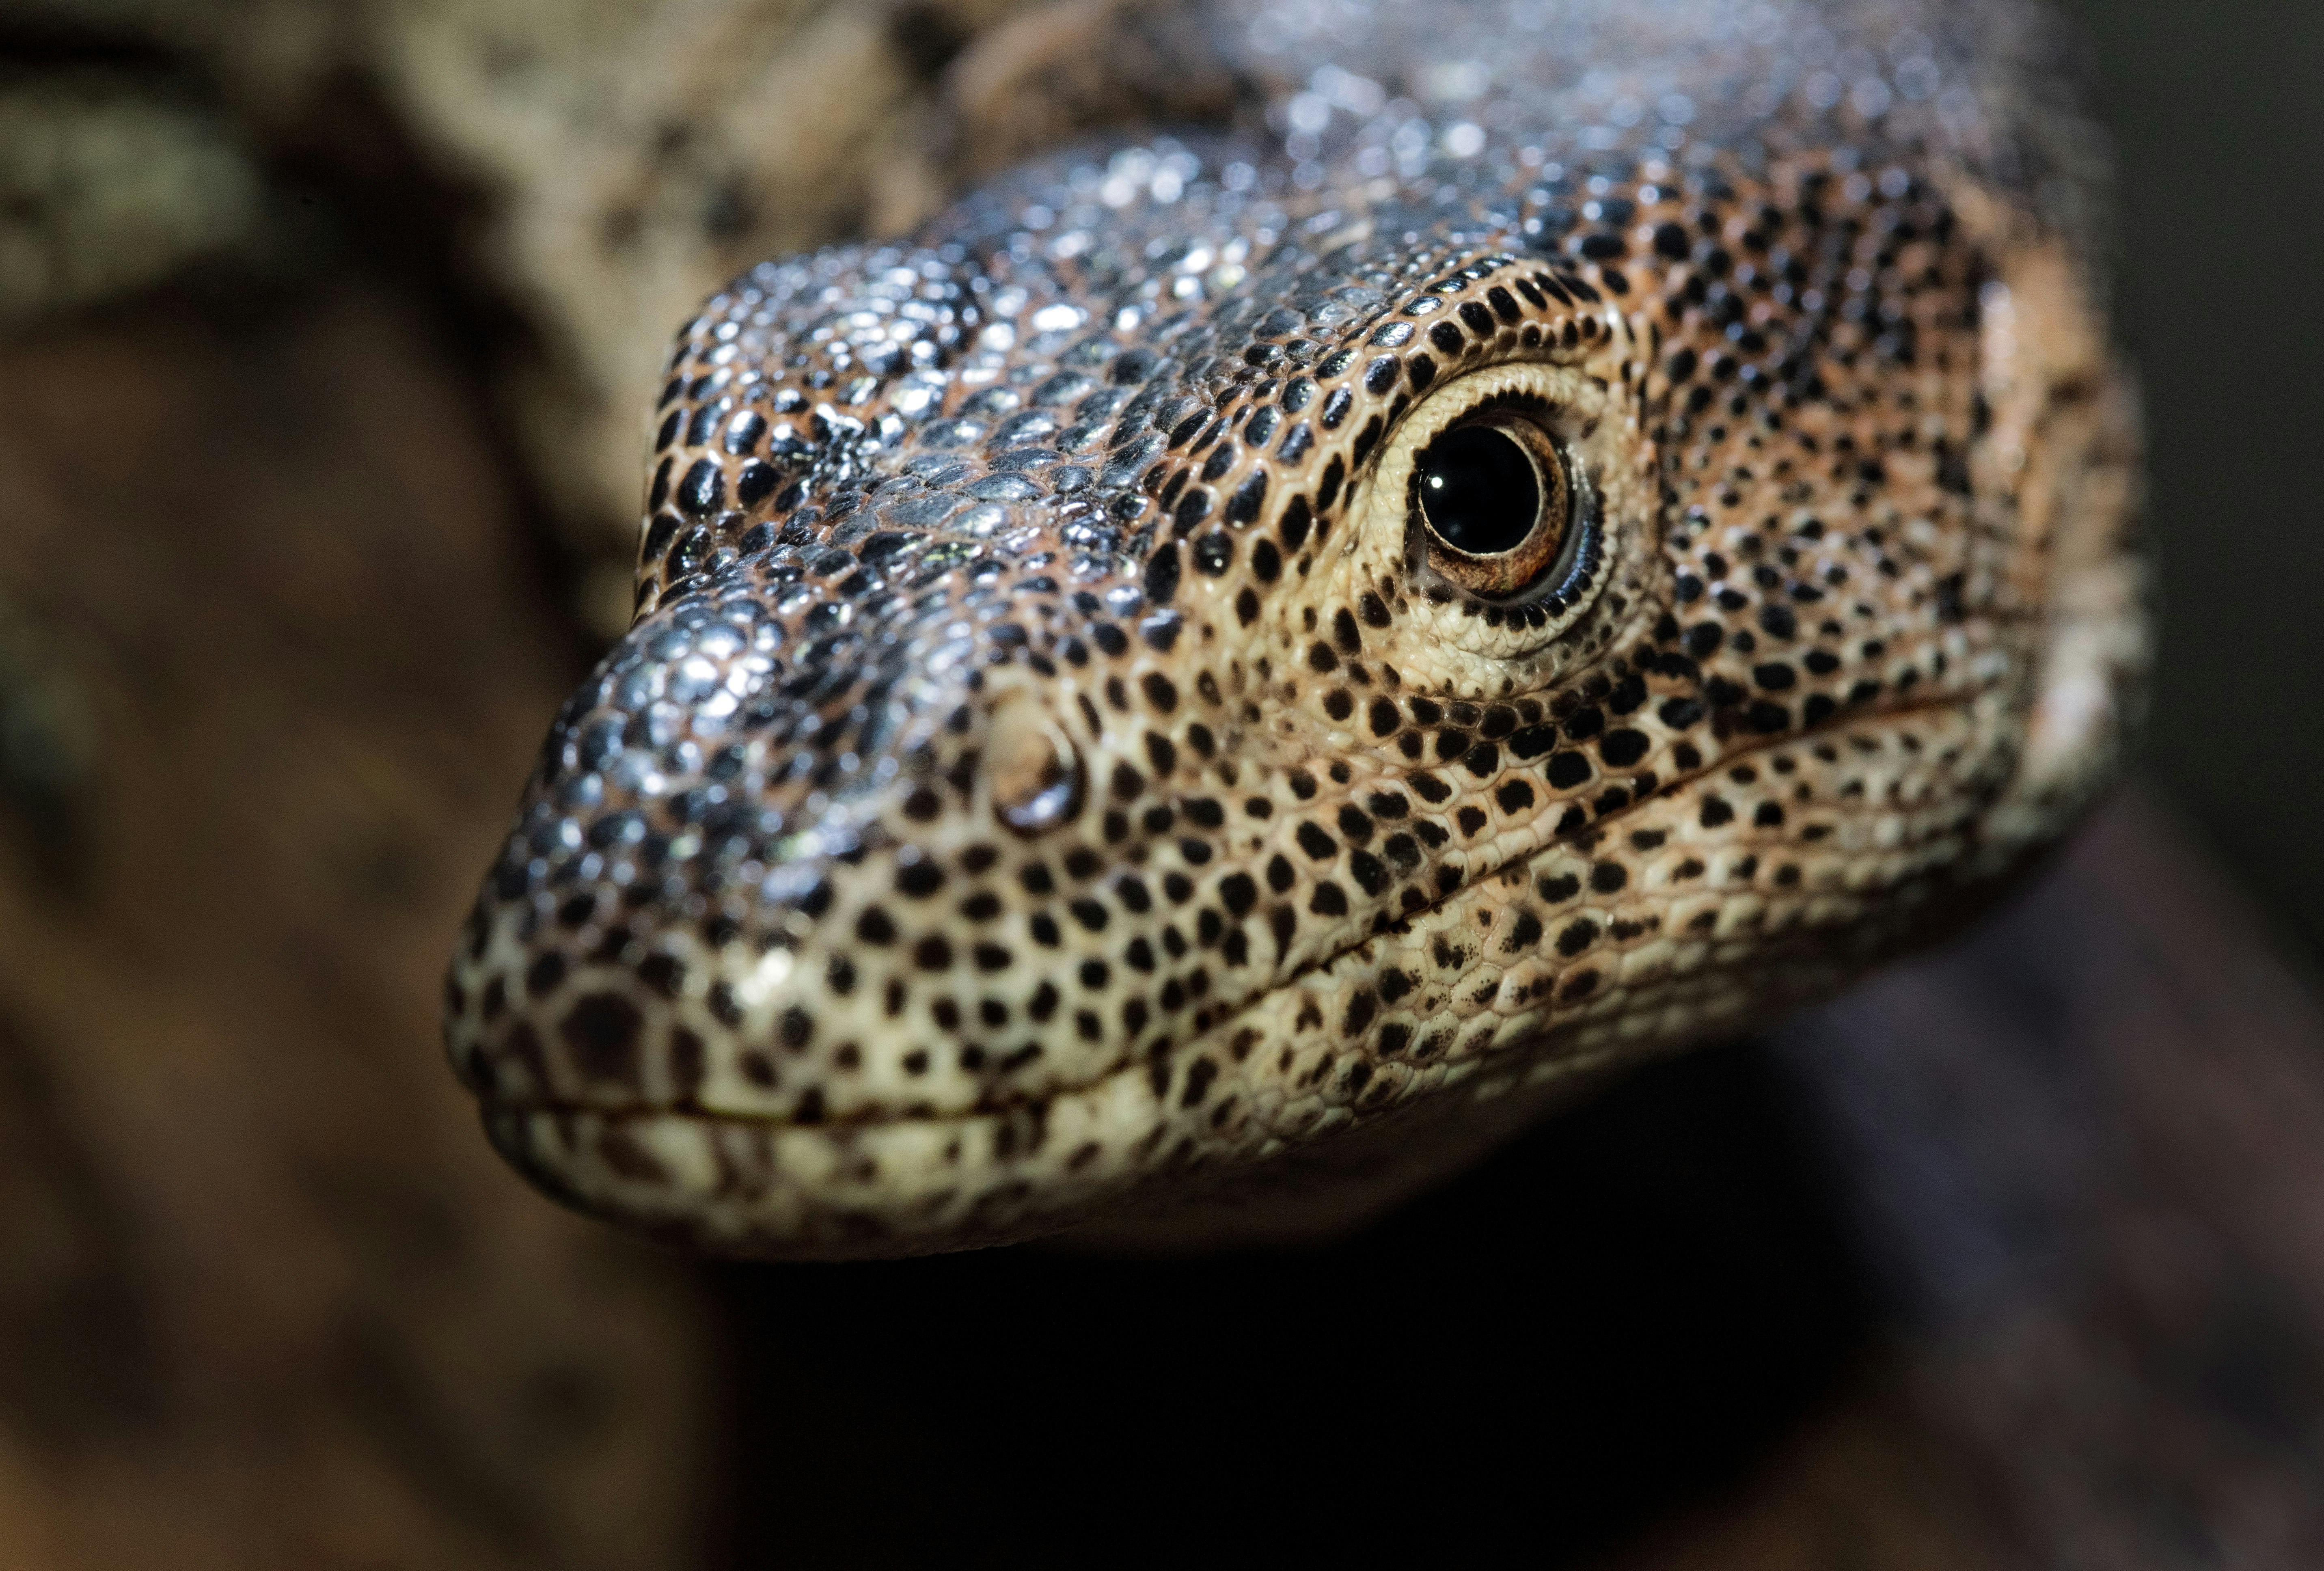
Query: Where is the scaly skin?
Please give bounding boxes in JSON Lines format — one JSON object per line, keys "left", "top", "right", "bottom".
{"left": 443, "top": 0, "right": 2146, "bottom": 1258}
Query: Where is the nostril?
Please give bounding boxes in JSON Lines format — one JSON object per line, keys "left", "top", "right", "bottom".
{"left": 988, "top": 697, "right": 1084, "bottom": 837}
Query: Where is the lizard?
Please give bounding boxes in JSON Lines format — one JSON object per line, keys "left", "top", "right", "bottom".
{"left": 442, "top": 0, "right": 2147, "bottom": 1260}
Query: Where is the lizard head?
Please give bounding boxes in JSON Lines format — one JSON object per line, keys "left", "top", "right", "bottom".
{"left": 445, "top": 27, "right": 2144, "bottom": 1258}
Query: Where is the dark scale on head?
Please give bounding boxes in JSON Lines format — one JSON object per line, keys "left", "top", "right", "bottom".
{"left": 447, "top": 0, "right": 2147, "bottom": 1259}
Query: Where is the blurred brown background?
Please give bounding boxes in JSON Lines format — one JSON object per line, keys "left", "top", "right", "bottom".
{"left": 1, "top": 1, "right": 2321, "bottom": 1565}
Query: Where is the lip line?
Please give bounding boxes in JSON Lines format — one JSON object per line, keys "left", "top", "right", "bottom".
{"left": 486, "top": 686, "right": 1984, "bottom": 1135}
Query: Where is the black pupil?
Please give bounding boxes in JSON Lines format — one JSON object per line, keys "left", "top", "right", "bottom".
{"left": 1417, "top": 425, "right": 1542, "bottom": 555}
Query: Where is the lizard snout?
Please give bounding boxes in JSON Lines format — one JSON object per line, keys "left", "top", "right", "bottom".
{"left": 442, "top": 549, "right": 1187, "bottom": 1254}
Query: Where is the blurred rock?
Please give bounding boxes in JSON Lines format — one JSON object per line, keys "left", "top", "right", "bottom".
{"left": 0, "top": 74, "right": 266, "bottom": 324}
{"left": 0, "top": 591, "right": 100, "bottom": 896}
{"left": 1777, "top": 793, "right": 2324, "bottom": 1565}
{"left": 0, "top": 276, "right": 711, "bottom": 1570}
{"left": 4, "top": 0, "right": 1051, "bottom": 634}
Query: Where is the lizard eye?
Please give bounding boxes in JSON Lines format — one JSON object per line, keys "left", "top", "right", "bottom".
{"left": 1364, "top": 360, "right": 1617, "bottom": 650}
{"left": 1413, "top": 412, "right": 1580, "bottom": 599}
